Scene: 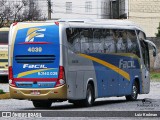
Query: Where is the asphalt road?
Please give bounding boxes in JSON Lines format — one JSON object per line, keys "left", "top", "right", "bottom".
{"left": 0, "top": 82, "right": 160, "bottom": 119}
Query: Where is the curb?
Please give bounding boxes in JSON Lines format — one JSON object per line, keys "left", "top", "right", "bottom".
{"left": 0, "top": 92, "right": 10, "bottom": 99}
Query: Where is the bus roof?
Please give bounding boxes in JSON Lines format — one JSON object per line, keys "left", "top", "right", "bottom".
{"left": 59, "top": 19, "right": 144, "bottom": 32}
{"left": 11, "top": 19, "right": 144, "bottom": 32}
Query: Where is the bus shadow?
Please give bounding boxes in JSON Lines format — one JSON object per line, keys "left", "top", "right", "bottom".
{"left": 0, "top": 76, "right": 8, "bottom": 83}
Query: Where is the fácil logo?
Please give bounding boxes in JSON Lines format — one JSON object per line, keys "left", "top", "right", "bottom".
{"left": 25, "top": 28, "right": 46, "bottom": 42}
{"left": 23, "top": 64, "right": 47, "bottom": 69}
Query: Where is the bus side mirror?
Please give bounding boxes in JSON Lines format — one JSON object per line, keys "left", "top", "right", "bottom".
{"left": 153, "top": 50, "right": 156, "bottom": 57}
{"left": 145, "top": 40, "right": 157, "bottom": 57}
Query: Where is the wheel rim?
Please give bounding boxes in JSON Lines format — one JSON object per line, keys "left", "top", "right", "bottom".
{"left": 132, "top": 84, "right": 137, "bottom": 99}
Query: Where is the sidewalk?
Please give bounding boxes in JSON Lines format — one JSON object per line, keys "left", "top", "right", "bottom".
{"left": 0, "top": 83, "right": 10, "bottom": 99}
{"left": 0, "top": 92, "right": 10, "bottom": 99}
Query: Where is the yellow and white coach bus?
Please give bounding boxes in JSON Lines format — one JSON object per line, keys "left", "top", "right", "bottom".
{"left": 9, "top": 19, "right": 157, "bottom": 108}
{"left": 0, "top": 27, "right": 9, "bottom": 77}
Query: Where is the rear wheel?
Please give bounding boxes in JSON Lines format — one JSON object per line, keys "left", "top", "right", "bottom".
{"left": 125, "top": 82, "right": 138, "bottom": 101}
{"left": 81, "top": 84, "right": 95, "bottom": 107}
{"left": 32, "top": 100, "right": 52, "bottom": 108}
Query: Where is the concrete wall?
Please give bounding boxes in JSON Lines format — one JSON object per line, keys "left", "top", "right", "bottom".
{"left": 128, "top": 0, "right": 160, "bottom": 37}
{"left": 148, "top": 37, "right": 160, "bottom": 69}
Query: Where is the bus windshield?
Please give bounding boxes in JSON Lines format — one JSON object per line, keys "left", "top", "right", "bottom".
{"left": 0, "top": 31, "right": 9, "bottom": 44}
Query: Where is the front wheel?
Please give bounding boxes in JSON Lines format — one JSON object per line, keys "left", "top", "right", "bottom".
{"left": 32, "top": 100, "right": 52, "bottom": 108}
{"left": 125, "top": 82, "right": 138, "bottom": 101}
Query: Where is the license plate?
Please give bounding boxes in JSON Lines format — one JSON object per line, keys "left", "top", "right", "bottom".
{"left": 31, "top": 90, "right": 40, "bottom": 95}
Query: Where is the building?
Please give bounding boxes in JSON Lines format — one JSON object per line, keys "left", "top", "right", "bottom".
{"left": 5, "top": 0, "right": 159, "bottom": 37}
{"left": 49, "top": 0, "right": 160, "bottom": 37}
{"left": 117, "top": 0, "right": 160, "bottom": 37}
{"left": 46, "top": 0, "right": 111, "bottom": 19}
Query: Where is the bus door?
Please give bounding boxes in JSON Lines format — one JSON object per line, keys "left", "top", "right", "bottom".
{"left": 142, "top": 39, "right": 157, "bottom": 94}
{"left": 140, "top": 40, "right": 150, "bottom": 94}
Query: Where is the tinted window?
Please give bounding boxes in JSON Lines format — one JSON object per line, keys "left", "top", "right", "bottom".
{"left": 66, "top": 28, "right": 140, "bottom": 57}
{"left": 0, "top": 31, "right": 8, "bottom": 44}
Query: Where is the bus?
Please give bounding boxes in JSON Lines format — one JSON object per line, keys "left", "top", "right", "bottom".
{"left": 0, "top": 27, "right": 9, "bottom": 78}
{"left": 8, "top": 19, "right": 157, "bottom": 108}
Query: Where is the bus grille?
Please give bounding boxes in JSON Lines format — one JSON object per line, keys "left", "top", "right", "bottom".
{"left": 15, "top": 55, "right": 55, "bottom": 63}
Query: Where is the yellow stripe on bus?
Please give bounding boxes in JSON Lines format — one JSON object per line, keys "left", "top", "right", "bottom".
{"left": 17, "top": 68, "right": 54, "bottom": 78}
{"left": 79, "top": 54, "right": 130, "bottom": 81}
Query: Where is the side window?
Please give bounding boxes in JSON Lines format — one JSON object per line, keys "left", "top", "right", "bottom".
{"left": 92, "top": 29, "right": 101, "bottom": 53}
{"left": 116, "top": 31, "right": 127, "bottom": 53}
{"left": 103, "top": 30, "right": 116, "bottom": 53}
{"left": 92, "top": 29, "right": 117, "bottom": 53}
{"left": 126, "top": 30, "right": 140, "bottom": 57}
{"left": 66, "top": 28, "right": 140, "bottom": 57}
{"left": 80, "top": 29, "right": 93, "bottom": 53}
{"left": 114, "top": 30, "right": 140, "bottom": 57}
{"left": 66, "top": 28, "right": 81, "bottom": 53}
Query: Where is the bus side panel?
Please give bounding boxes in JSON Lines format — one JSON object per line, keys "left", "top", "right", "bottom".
{"left": 118, "top": 57, "right": 141, "bottom": 96}
{"left": 91, "top": 62, "right": 119, "bottom": 97}
{"left": 67, "top": 71, "right": 77, "bottom": 99}
{"left": 80, "top": 53, "right": 142, "bottom": 97}
{"left": 83, "top": 70, "right": 98, "bottom": 98}
{"left": 66, "top": 49, "right": 98, "bottom": 100}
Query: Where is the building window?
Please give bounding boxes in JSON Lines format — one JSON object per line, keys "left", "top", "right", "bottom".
{"left": 85, "top": 1, "right": 92, "bottom": 12}
{"left": 101, "top": 2, "right": 107, "bottom": 15}
{"left": 66, "top": 2, "right": 72, "bottom": 13}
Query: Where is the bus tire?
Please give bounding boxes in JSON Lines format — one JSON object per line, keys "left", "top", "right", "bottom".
{"left": 32, "top": 100, "right": 52, "bottom": 108}
{"left": 81, "top": 84, "right": 95, "bottom": 107}
{"left": 125, "top": 82, "right": 138, "bottom": 101}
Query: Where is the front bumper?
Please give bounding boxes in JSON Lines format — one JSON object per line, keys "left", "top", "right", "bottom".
{"left": 9, "top": 84, "right": 67, "bottom": 100}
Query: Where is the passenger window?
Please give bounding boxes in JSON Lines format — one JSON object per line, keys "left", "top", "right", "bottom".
{"left": 66, "top": 28, "right": 81, "bottom": 53}
{"left": 80, "top": 30, "right": 93, "bottom": 53}
{"left": 104, "top": 30, "right": 116, "bottom": 53}
{"left": 115, "top": 30, "right": 140, "bottom": 57}
{"left": 116, "top": 32, "right": 126, "bottom": 53}
{"left": 66, "top": 28, "right": 140, "bottom": 57}
{"left": 126, "top": 30, "right": 140, "bottom": 57}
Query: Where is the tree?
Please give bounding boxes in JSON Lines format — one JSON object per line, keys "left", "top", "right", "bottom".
{"left": 21, "top": 0, "right": 43, "bottom": 21}
{"left": 0, "top": 0, "right": 44, "bottom": 27}
{"left": 0, "top": 0, "right": 12, "bottom": 27}
{"left": 156, "top": 22, "right": 160, "bottom": 37}
{"left": 12, "top": 0, "right": 28, "bottom": 22}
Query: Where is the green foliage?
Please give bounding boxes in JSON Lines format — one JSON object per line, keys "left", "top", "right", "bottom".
{"left": 0, "top": 89, "right": 4, "bottom": 94}
{"left": 150, "top": 72, "right": 160, "bottom": 80}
